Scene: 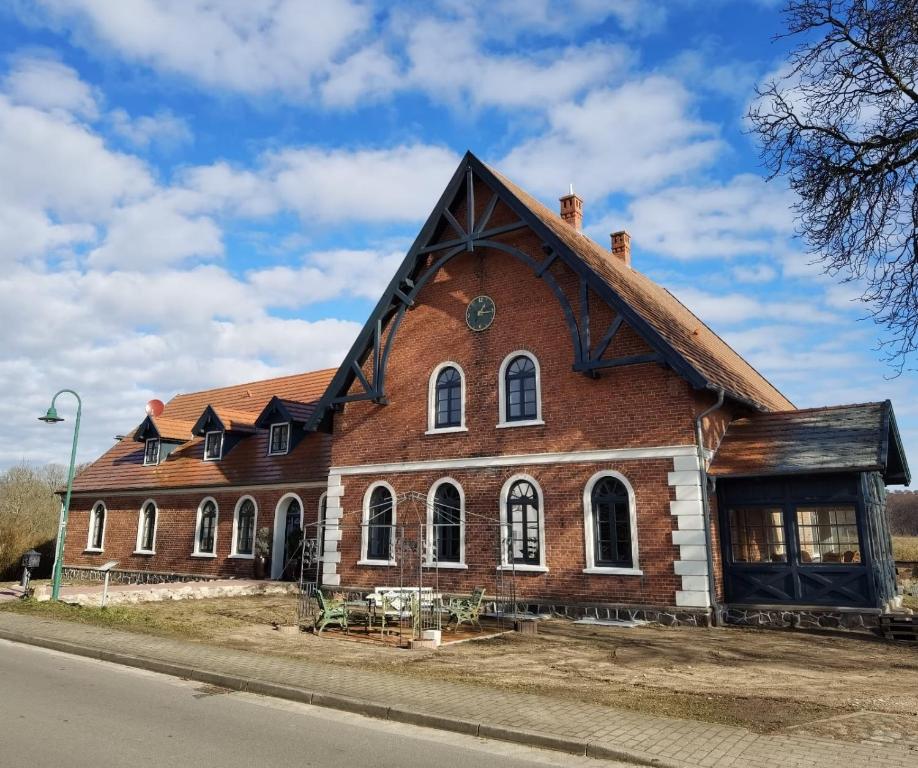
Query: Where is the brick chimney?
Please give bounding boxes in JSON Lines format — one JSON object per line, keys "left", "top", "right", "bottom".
{"left": 611, "top": 230, "right": 631, "bottom": 268}
{"left": 559, "top": 188, "right": 583, "bottom": 231}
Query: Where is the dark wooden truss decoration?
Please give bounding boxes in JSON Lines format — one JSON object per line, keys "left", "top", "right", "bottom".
{"left": 306, "top": 152, "right": 707, "bottom": 430}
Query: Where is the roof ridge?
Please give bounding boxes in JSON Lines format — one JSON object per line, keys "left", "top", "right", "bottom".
{"left": 169, "top": 366, "right": 338, "bottom": 403}
{"left": 738, "top": 401, "right": 886, "bottom": 418}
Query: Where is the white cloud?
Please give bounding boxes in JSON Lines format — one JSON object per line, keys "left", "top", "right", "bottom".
{"left": 732, "top": 263, "right": 777, "bottom": 283}
{"left": 669, "top": 285, "right": 841, "bottom": 325}
{"left": 31, "top": 0, "right": 371, "bottom": 98}
{"left": 405, "top": 20, "right": 628, "bottom": 111}
{"left": 109, "top": 108, "right": 192, "bottom": 149}
{"left": 2, "top": 54, "right": 98, "bottom": 119}
{"left": 500, "top": 76, "right": 723, "bottom": 199}
{"left": 600, "top": 174, "right": 795, "bottom": 260}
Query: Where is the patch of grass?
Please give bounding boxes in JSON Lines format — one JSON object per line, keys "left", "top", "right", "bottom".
{"left": 893, "top": 536, "right": 918, "bottom": 561}
{"left": 0, "top": 598, "right": 180, "bottom": 635}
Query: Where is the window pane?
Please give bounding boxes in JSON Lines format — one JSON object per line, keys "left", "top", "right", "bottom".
{"left": 205, "top": 432, "right": 222, "bottom": 459}
{"left": 270, "top": 424, "right": 289, "bottom": 454}
{"left": 91, "top": 505, "right": 105, "bottom": 549}
{"left": 796, "top": 506, "right": 860, "bottom": 564}
{"left": 505, "top": 356, "right": 537, "bottom": 422}
{"left": 367, "top": 487, "right": 393, "bottom": 560}
{"left": 592, "top": 478, "right": 632, "bottom": 567}
{"left": 144, "top": 439, "right": 159, "bottom": 465}
{"left": 506, "top": 481, "right": 540, "bottom": 564}
{"left": 433, "top": 483, "right": 461, "bottom": 562}
{"left": 199, "top": 502, "right": 216, "bottom": 553}
{"left": 728, "top": 507, "right": 785, "bottom": 563}
{"left": 141, "top": 503, "right": 156, "bottom": 551}
{"left": 237, "top": 500, "right": 255, "bottom": 554}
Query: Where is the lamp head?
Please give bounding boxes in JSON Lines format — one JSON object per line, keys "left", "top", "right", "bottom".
{"left": 38, "top": 406, "right": 64, "bottom": 423}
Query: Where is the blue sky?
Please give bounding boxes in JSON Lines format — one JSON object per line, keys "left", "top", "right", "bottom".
{"left": 2, "top": 0, "right": 914, "bottom": 481}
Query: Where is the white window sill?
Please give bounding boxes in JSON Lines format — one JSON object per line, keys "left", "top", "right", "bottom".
{"left": 267, "top": 450, "right": 289, "bottom": 457}
{"left": 83, "top": 548, "right": 103, "bottom": 554}
{"left": 425, "top": 426, "right": 468, "bottom": 435}
{"left": 423, "top": 561, "right": 468, "bottom": 569}
{"left": 203, "top": 457, "right": 222, "bottom": 462}
{"left": 229, "top": 553, "right": 254, "bottom": 560}
{"left": 142, "top": 462, "right": 159, "bottom": 467}
{"left": 133, "top": 550, "right": 156, "bottom": 556}
{"left": 357, "top": 559, "right": 397, "bottom": 567}
{"left": 583, "top": 567, "right": 644, "bottom": 576}
{"left": 497, "top": 564, "right": 548, "bottom": 573}
{"left": 496, "top": 419, "right": 545, "bottom": 429}
{"left": 191, "top": 552, "right": 217, "bottom": 559}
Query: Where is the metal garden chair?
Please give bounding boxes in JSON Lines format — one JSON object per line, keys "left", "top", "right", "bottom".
{"left": 313, "top": 589, "right": 349, "bottom": 634}
{"left": 446, "top": 586, "right": 485, "bottom": 631}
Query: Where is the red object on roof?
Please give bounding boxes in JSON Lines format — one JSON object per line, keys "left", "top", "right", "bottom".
{"left": 145, "top": 399, "right": 165, "bottom": 417}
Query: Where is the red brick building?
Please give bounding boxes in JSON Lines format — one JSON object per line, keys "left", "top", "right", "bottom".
{"left": 64, "top": 152, "right": 909, "bottom": 626}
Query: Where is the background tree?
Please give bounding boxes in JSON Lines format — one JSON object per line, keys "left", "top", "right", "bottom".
{"left": 0, "top": 463, "right": 67, "bottom": 579}
{"left": 749, "top": 0, "right": 918, "bottom": 368}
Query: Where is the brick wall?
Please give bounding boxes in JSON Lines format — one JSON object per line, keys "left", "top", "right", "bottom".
{"left": 64, "top": 485, "right": 326, "bottom": 578}
{"left": 333, "top": 460, "right": 681, "bottom": 604}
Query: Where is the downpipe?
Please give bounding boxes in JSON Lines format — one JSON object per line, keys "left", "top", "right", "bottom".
{"left": 694, "top": 387, "right": 725, "bottom": 628}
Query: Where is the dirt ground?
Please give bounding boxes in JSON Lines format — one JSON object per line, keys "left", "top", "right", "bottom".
{"left": 4, "top": 593, "right": 917, "bottom": 737}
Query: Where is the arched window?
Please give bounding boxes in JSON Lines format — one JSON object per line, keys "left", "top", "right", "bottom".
{"left": 435, "top": 366, "right": 462, "bottom": 428}
{"left": 87, "top": 502, "right": 106, "bottom": 551}
{"left": 591, "top": 478, "right": 632, "bottom": 567}
{"left": 363, "top": 484, "right": 394, "bottom": 562}
{"left": 432, "top": 481, "right": 462, "bottom": 564}
{"left": 498, "top": 351, "right": 542, "bottom": 426}
{"left": 506, "top": 480, "right": 541, "bottom": 565}
{"left": 137, "top": 501, "right": 157, "bottom": 553}
{"left": 233, "top": 497, "right": 257, "bottom": 556}
{"left": 583, "top": 472, "right": 640, "bottom": 574}
{"left": 195, "top": 499, "right": 218, "bottom": 555}
{"left": 427, "top": 362, "right": 466, "bottom": 433}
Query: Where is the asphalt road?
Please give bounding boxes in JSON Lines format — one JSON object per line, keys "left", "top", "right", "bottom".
{"left": 0, "top": 639, "right": 634, "bottom": 767}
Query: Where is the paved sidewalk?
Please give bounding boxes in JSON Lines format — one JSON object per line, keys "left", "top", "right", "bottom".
{"left": 0, "top": 611, "right": 913, "bottom": 768}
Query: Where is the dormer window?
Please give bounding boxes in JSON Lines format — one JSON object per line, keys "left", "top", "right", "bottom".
{"left": 269, "top": 423, "right": 290, "bottom": 456}
{"left": 204, "top": 430, "right": 224, "bottom": 461}
{"left": 143, "top": 438, "right": 161, "bottom": 466}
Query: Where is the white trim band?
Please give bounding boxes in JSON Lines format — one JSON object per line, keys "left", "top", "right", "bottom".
{"left": 332, "top": 445, "right": 702, "bottom": 477}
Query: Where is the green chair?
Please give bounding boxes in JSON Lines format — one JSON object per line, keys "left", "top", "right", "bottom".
{"left": 446, "top": 587, "right": 485, "bottom": 631}
{"left": 313, "top": 590, "right": 349, "bottom": 634}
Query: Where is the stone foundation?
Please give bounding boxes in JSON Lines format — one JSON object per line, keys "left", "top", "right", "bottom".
{"left": 722, "top": 605, "right": 882, "bottom": 632}
{"left": 62, "top": 566, "right": 224, "bottom": 586}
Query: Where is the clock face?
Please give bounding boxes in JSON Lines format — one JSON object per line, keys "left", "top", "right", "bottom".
{"left": 466, "top": 295, "right": 496, "bottom": 331}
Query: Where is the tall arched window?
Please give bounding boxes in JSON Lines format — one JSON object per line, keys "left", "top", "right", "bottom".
{"left": 427, "top": 362, "right": 466, "bottom": 433}
{"left": 363, "top": 484, "right": 394, "bottom": 562}
{"left": 498, "top": 351, "right": 542, "bottom": 426}
{"left": 435, "top": 366, "right": 462, "bottom": 428}
{"left": 233, "top": 497, "right": 256, "bottom": 556}
{"left": 591, "top": 478, "right": 632, "bottom": 567}
{"left": 583, "top": 472, "right": 640, "bottom": 574}
{"left": 432, "top": 481, "right": 462, "bottom": 564}
{"left": 137, "top": 501, "right": 157, "bottom": 553}
{"left": 87, "top": 502, "right": 106, "bottom": 551}
{"left": 195, "top": 499, "right": 218, "bottom": 555}
{"left": 506, "top": 480, "right": 541, "bottom": 565}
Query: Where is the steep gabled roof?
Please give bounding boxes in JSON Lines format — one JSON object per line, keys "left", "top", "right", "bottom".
{"left": 191, "top": 405, "right": 258, "bottom": 435}
{"left": 134, "top": 415, "right": 195, "bottom": 443}
{"left": 709, "top": 401, "right": 910, "bottom": 485}
{"left": 307, "top": 151, "right": 791, "bottom": 429}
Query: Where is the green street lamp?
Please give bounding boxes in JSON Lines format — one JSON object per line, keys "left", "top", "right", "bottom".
{"left": 38, "top": 389, "right": 82, "bottom": 601}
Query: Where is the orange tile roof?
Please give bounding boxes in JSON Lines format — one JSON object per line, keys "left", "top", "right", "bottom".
{"left": 489, "top": 165, "right": 794, "bottom": 412}
{"left": 72, "top": 368, "right": 336, "bottom": 494}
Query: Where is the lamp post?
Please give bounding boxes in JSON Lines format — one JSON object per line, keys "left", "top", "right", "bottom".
{"left": 38, "top": 389, "right": 82, "bottom": 601}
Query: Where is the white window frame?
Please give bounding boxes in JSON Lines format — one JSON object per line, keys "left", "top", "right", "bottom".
{"left": 268, "top": 422, "right": 291, "bottom": 456}
{"left": 582, "top": 470, "right": 643, "bottom": 576}
{"left": 497, "top": 474, "right": 548, "bottom": 572}
{"left": 424, "top": 477, "right": 467, "bottom": 569}
{"left": 426, "top": 361, "right": 468, "bottom": 435}
{"left": 192, "top": 496, "right": 219, "bottom": 557}
{"left": 143, "top": 438, "right": 161, "bottom": 466}
{"left": 358, "top": 480, "right": 397, "bottom": 566}
{"left": 230, "top": 495, "right": 258, "bottom": 559}
{"left": 203, "top": 430, "right": 224, "bottom": 461}
{"left": 497, "top": 350, "right": 544, "bottom": 428}
{"left": 85, "top": 500, "right": 107, "bottom": 553}
{"left": 134, "top": 499, "right": 158, "bottom": 555}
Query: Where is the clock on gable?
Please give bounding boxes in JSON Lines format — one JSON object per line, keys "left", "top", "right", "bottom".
{"left": 466, "top": 295, "right": 496, "bottom": 331}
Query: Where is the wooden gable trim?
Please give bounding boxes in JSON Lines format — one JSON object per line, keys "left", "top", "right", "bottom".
{"left": 305, "top": 150, "right": 725, "bottom": 431}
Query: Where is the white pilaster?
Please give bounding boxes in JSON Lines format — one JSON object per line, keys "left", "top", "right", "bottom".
{"left": 321, "top": 472, "right": 343, "bottom": 586}
{"left": 668, "top": 457, "right": 711, "bottom": 609}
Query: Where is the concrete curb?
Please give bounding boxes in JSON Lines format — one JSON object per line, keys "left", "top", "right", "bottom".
{"left": 0, "top": 626, "right": 683, "bottom": 768}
